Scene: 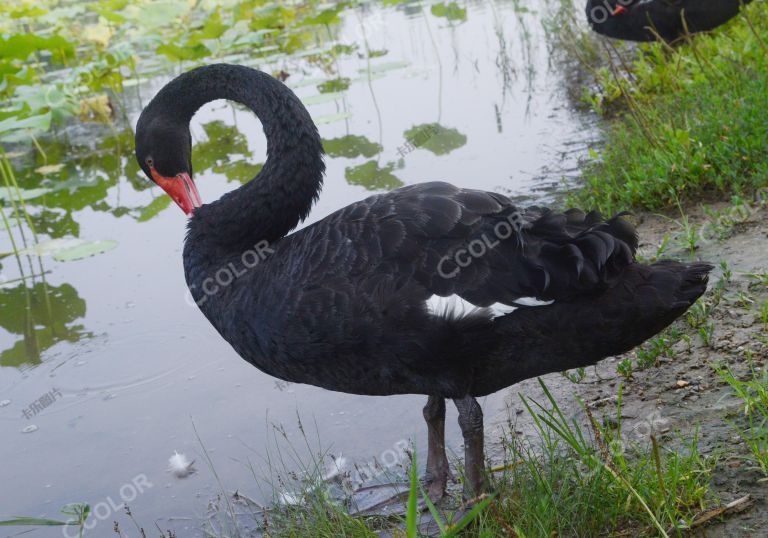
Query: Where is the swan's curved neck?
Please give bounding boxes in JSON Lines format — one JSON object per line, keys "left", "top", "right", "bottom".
{"left": 151, "top": 64, "right": 325, "bottom": 252}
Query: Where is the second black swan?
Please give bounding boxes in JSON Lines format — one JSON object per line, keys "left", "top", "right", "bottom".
{"left": 587, "top": 0, "right": 753, "bottom": 42}
{"left": 134, "top": 64, "right": 711, "bottom": 499}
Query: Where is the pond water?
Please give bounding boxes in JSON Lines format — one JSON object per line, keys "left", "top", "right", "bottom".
{"left": 0, "top": 0, "right": 598, "bottom": 534}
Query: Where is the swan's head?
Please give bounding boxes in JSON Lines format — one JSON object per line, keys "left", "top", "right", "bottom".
{"left": 135, "top": 115, "right": 203, "bottom": 216}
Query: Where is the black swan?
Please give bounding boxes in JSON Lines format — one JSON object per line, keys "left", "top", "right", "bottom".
{"left": 586, "top": 0, "right": 753, "bottom": 42}
{"left": 135, "top": 64, "right": 711, "bottom": 499}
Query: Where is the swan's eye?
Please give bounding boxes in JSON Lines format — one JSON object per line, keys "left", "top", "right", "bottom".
{"left": 146, "top": 157, "right": 154, "bottom": 168}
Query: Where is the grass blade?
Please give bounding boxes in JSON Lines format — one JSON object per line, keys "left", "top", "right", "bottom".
{"left": 406, "top": 453, "right": 419, "bottom": 538}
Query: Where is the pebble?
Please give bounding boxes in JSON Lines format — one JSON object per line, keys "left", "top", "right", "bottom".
{"left": 22, "top": 425, "right": 38, "bottom": 433}
{"left": 0, "top": 399, "right": 10, "bottom": 407}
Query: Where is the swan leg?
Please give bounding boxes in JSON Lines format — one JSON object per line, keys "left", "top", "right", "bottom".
{"left": 454, "top": 395, "right": 486, "bottom": 498}
{"left": 423, "top": 395, "right": 450, "bottom": 501}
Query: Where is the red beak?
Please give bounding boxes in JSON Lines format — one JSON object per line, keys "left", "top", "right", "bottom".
{"left": 612, "top": 5, "right": 628, "bottom": 15}
{"left": 150, "top": 169, "right": 203, "bottom": 215}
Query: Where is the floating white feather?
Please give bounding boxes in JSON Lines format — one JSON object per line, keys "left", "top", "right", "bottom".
{"left": 168, "top": 451, "right": 195, "bottom": 478}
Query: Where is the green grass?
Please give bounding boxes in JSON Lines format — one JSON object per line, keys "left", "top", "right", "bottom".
{"left": 473, "top": 381, "right": 716, "bottom": 537}
{"left": 261, "top": 381, "right": 717, "bottom": 538}
{"left": 635, "top": 328, "right": 681, "bottom": 370}
{"left": 718, "top": 353, "right": 768, "bottom": 476}
{"left": 0, "top": 503, "right": 89, "bottom": 537}
{"left": 571, "top": 3, "right": 768, "bottom": 214}
{"left": 215, "top": 381, "right": 718, "bottom": 537}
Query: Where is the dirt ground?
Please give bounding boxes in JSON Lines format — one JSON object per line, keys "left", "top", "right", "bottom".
{"left": 484, "top": 197, "right": 768, "bottom": 536}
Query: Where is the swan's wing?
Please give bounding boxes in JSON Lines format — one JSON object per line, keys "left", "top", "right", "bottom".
{"left": 237, "top": 181, "right": 637, "bottom": 388}
{"left": 279, "top": 181, "right": 637, "bottom": 311}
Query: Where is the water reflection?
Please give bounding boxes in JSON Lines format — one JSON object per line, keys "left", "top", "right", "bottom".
{"left": 0, "top": 280, "right": 88, "bottom": 368}
{"left": 345, "top": 160, "right": 404, "bottom": 190}
{"left": 318, "top": 77, "right": 352, "bottom": 93}
{"left": 401, "top": 123, "right": 467, "bottom": 156}
{"left": 323, "top": 135, "right": 382, "bottom": 159}
{"left": 193, "top": 120, "right": 264, "bottom": 184}
{"left": 10, "top": 127, "right": 145, "bottom": 236}
{"left": 430, "top": 1, "right": 467, "bottom": 22}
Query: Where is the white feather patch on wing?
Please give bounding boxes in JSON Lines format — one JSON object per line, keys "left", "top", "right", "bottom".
{"left": 511, "top": 297, "right": 555, "bottom": 307}
{"left": 426, "top": 295, "right": 479, "bottom": 317}
{"left": 426, "top": 295, "right": 554, "bottom": 319}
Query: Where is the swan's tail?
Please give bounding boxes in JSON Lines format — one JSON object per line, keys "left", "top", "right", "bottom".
{"left": 469, "top": 261, "right": 712, "bottom": 396}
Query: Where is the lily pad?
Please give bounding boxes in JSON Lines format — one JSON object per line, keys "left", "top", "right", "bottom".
{"left": 324, "top": 135, "right": 382, "bottom": 159}
{"left": 125, "top": 1, "right": 190, "bottom": 29}
{"left": 193, "top": 120, "right": 252, "bottom": 176}
{"left": 299, "top": 5, "right": 344, "bottom": 27}
{"left": 290, "top": 77, "right": 328, "bottom": 89}
{"left": 302, "top": 92, "right": 345, "bottom": 106}
{"left": 0, "top": 111, "right": 52, "bottom": 139}
{"left": 403, "top": 123, "right": 467, "bottom": 156}
{"left": 136, "top": 196, "right": 172, "bottom": 222}
{"left": 317, "top": 77, "right": 351, "bottom": 93}
{"left": 315, "top": 112, "right": 352, "bottom": 125}
{"left": 0, "top": 282, "right": 88, "bottom": 368}
{"left": 345, "top": 160, "right": 403, "bottom": 191}
{"left": 0, "top": 186, "right": 53, "bottom": 202}
{"left": 213, "top": 160, "right": 264, "bottom": 184}
{"left": 430, "top": 2, "right": 467, "bottom": 21}
{"left": 358, "top": 61, "right": 410, "bottom": 75}
{"left": 52, "top": 240, "right": 118, "bottom": 261}
{"left": 0, "top": 34, "right": 75, "bottom": 63}
{"left": 17, "top": 238, "right": 118, "bottom": 261}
